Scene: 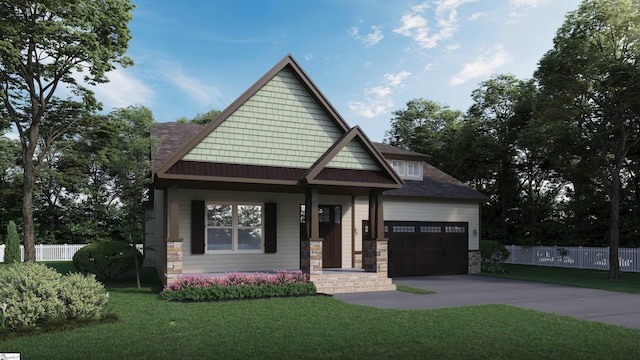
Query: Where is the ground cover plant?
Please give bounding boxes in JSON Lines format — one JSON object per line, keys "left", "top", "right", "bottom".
{"left": 1, "top": 262, "right": 640, "bottom": 359}
{"left": 159, "top": 270, "right": 316, "bottom": 301}
{"left": 481, "top": 264, "right": 640, "bottom": 294}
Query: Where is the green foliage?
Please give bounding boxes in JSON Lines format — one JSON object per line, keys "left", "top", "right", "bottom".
{"left": 160, "top": 283, "right": 318, "bottom": 302}
{"left": 72, "top": 241, "right": 142, "bottom": 281}
{"left": 0, "top": 263, "right": 108, "bottom": 331}
{"left": 0, "top": 0, "right": 135, "bottom": 262}
{"left": 176, "top": 109, "right": 221, "bottom": 124}
{"left": 4, "top": 220, "right": 20, "bottom": 264}
{"left": 58, "top": 273, "right": 109, "bottom": 320}
{"left": 481, "top": 240, "right": 510, "bottom": 274}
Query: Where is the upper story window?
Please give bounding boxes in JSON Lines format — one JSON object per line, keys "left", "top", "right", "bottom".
{"left": 390, "top": 159, "right": 423, "bottom": 180}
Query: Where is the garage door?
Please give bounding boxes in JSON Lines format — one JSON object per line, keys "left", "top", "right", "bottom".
{"left": 363, "top": 221, "right": 468, "bottom": 277}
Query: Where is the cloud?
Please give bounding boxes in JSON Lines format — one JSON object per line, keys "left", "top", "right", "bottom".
{"left": 393, "top": 0, "right": 476, "bottom": 49}
{"left": 160, "top": 63, "right": 223, "bottom": 106}
{"left": 468, "top": 12, "right": 488, "bottom": 21}
{"left": 510, "top": 0, "right": 551, "bottom": 7}
{"left": 349, "top": 70, "right": 412, "bottom": 118}
{"left": 350, "top": 25, "right": 384, "bottom": 47}
{"left": 92, "top": 67, "right": 154, "bottom": 109}
{"left": 450, "top": 45, "right": 511, "bottom": 85}
{"left": 305, "top": 53, "right": 313, "bottom": 61}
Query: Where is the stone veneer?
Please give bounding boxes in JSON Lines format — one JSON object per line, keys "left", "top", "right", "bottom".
{"left": 166, "top": 241, "right": 183, "bottom": 285}
{"left": 468, "top": 250, "right": 481, "bottom": 274}
{"left": 363, "top": 240, "right": 389, "bottom": 273}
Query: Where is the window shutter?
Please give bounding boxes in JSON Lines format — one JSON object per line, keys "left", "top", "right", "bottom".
{"left": 265, "top": 202, "right": 277, "bottom": 253}
{"left": 191, "top": 200, "right": 205, "bottom": 254}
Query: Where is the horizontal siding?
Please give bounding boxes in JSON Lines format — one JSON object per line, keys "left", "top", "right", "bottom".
{"left": 327, "top": 139, "right": 380, "bottom": 171}
{"left": 354, "top": 197, "right": 481, "bottom": 251}
{"left": 144, "top": 189, "right": 166, "bottom": 276}
{"left": 176, "top": 189, "right": 353, "bottom": 273}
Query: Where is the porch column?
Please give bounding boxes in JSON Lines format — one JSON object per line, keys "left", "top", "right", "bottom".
{"left": 301, "top": 187, "right": 323, "bottom": 277}
{"left": 364, "top": 190, "right": 389, "bottom": 274}
{"left": 165, "top": 184, "right": 183, "bottom": 285}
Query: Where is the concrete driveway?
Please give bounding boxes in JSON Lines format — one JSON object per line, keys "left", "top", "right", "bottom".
{"left": 333, "top": 275, "right": 640, "bottom": 330}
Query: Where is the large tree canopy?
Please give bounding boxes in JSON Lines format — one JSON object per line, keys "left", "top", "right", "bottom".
{"left": 0, "top": 0, "right": 134, "bottom": 262}
{"left": 535, "top": 0, "right": 640, "bottom": 279}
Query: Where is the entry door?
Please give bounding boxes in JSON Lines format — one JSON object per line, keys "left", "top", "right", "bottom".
{"left": 300, "top": 205, "right": 342, "bottom": 268}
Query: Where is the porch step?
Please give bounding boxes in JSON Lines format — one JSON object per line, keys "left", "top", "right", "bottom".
{"left": 312, "top": 272, "right": 396, "bottom": 294}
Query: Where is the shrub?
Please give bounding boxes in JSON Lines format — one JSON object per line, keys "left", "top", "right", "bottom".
{"left": 4, "top": 220, "right": 21, "bottom": 264}
{"left": 0, "top": 263, "right": 110, "bottom": 331}
{"left": 72, "top": 241, "right": 142, "bottom": 280}
{"left": 160, "top": 270, "right": 317, "bottom": 301}
{"left": 481, "top": 240, "right": 510, "bottom": 274}
{"left": 59, "top": 273, "right": 109, "bottom": 320}
{"left": 0, "top": 263, "right": 63, "bottom": 329}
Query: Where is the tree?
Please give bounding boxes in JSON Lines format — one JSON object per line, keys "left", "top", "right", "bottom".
{"left": 535, "top": 0, "right": 640, "bottom": 279}
{"left": 177, "top": 109, "right": 221, "bottom": 124}
{"left": 385, "top": 99, "right": 462, "bottom": 171}
{"left": 0, "top": 0, "right": 134, "bottom": 262}
{"left": 4, "top": 220, "right": 20, "bottom": 264}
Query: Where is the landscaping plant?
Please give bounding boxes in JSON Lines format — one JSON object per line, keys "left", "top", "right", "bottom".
{"left": 160, "top": 270, "right": 317, "bottom": 301}
{"left": 481, "top": 240, "right": 510, "bottom": 273}
{"left": 72, "top": 241, "right": 143, "bottom": 281}
{"left": 4, "top": 220, "right": 20, "bottom": 264}
{"left": 0, "top": 263, "right": 110, "bottom": 331}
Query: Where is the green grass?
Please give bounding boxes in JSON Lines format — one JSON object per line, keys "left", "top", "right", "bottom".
{"left": 395, "top": 284, "right": 436, "bottom": 294}
{"left": 481, "top": 264, "right": 640, "bottom": 293}
{"left": 2, "top": 263, "right": 640, "bottom": 359}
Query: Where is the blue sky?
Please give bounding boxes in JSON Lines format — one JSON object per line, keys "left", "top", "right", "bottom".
{"left": 88, "top": 0, "right": 582, "bottom": 142}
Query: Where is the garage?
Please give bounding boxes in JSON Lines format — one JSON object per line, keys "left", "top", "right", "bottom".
{"left": 363, "top": 221, "right": 469, "bottom": 277}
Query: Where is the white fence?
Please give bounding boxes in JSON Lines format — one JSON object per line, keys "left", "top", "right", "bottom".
{"left": 504, "top": 245, "right": 640, "bottom": 273}
{"left": 0, "top": 243, "right": 144, "bottom": 262}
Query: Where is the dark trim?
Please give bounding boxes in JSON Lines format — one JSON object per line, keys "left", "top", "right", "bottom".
{"left": 304, "top": 126, "right": 404, "bottom": 188}
{"left": 191, "top": 200, "right": 205, "bottom": 254}
{"left": 264, "top": 203, "right": 277, "bottom": 253}
{"left": 167, "top": 185, "right": 181, "bottom": 241}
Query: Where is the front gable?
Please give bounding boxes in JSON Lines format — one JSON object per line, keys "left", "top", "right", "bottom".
{"left": 155, "top": 54, "right": 401, "bottom": 189}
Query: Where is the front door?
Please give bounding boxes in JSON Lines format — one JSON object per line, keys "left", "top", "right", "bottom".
{"left": 300, "top": 205, "right": 342, "bottom": 268}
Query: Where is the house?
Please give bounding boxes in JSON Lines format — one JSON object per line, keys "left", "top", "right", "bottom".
{"left": 145, "top": 54, "right": 486, "bottom": 294}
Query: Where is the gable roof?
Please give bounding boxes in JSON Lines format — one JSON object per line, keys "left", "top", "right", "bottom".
{"left": 151, "top": 54, "right": 403, "bottom": 190}
{"left": 373, "top": 143, "right": 488, "bottom": 201}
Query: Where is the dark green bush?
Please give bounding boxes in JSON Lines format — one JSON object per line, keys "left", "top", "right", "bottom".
{"left": 4, "top": 220, "right": 21, "bottom": 264}
{"left": 72, "top": 241, "right": 142, "bottom": 280}
{"left": 160, "top": 283, "right": 317, "bottom": 302}
{"left": 481, "top": 240, "right": 510, "bottom": 273}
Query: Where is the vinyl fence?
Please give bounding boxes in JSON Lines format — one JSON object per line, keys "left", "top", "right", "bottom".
{"left": 0, "top": 243, "right": 144, "bottom": 262}
{"left": 504, "top": 245, "right": 640, "bottom": 273}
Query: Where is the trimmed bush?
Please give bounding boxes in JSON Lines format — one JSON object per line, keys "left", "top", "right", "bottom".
{"left": 59, "top": 273, "right": 109, "bottom": 320}
{"left": 0, "top": 263, "right": 109, "bottom": 331}
{"left": 72, "top": 241, "right": 142, "bottom": 280}
{"left": 4, "top": 220, "right": 21, "bottom": 264}
{"left": 160, "top": 270, "right": 317, "bottom": 301}
{"left": 481, "top": 240, "right": 510, "bottom": 273}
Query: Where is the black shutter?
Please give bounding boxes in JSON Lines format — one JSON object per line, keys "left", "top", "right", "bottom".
{"left": 265, "top": 202, "right": 277, "bottom": 253}
{"left": 191, "top": 200, "right": 205, "bottom": 254}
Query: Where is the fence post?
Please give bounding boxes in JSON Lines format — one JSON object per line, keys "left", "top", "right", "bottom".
{"left": 0, "top": 244, "right": 4, "bottom": 262}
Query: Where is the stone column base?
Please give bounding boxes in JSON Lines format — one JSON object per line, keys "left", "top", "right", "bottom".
{"left": 165, "top": 240, "right": 183, "bottom": 285}
{"left": 468, "top": 250, "right": 481, "bottom": 274}
{"left": 363, "top": 240, "right": 388, "bottom": 274}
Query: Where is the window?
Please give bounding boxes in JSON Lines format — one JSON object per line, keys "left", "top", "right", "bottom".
{"left": 391, "top": 160, "right": 405, "bottom": 176}
{"left": 420, "top": 225, "right": 442, "bottom": 233}
{"left": 445, "top": 225, "right": 466, "bottom": 233}
{"left": 206, "top": 203, "right": 262, "bottom": 252}
{"left": 392, "top": 225, "right": 415, "bottom": 233}
{"left": 407, "top": 161, "right": 421, "bottom": 177}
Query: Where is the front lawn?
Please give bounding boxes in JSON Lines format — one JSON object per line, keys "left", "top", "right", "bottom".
{"left": 481, "top": 264, "right": 640, "bottom": 293}
{"left": 2, "top": 263, "right": 640, "bottom": 359}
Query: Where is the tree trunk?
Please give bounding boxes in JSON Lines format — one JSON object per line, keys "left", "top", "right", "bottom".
{"left": 609, "top": 166, "right": 621, "bottom": 280}
{"left": 22, "top": 156, "right": 36, "bottom": 263}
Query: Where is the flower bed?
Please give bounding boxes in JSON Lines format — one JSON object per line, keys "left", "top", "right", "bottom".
{"left": 159, "top": 270, "right": 317, "bottom": 301}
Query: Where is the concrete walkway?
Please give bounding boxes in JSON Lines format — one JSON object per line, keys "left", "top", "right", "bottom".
{"left": 333, "top": 275, "right": 640, "bottom": 330}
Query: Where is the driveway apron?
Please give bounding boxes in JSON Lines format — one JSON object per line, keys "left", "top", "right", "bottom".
{"left": 333, "top": 275, "right": 640, "bottom": 330}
